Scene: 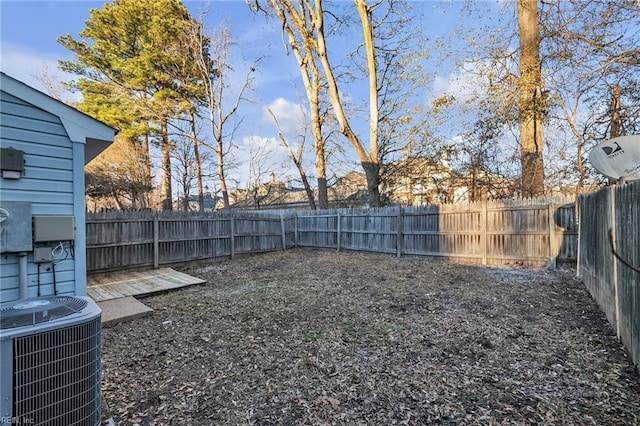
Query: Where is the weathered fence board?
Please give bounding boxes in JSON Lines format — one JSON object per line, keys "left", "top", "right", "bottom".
{"left": 578, "top": 189, "right": 617, "bottom": 326}
{"left": 292, "top": 199, "right": 575, "bottom": 266}
{"left": 86, "top": 217, "right": 155, "bottom": 271}
{"left": 297, "top": 214, "right": 338, "bottom": 249}
{"left": 85, "top": 190, "right": 636, "bottom": 368}
{"left": 87, "top": 196, "right": 578, "bottom": 273}
{"left": 578, "top": 181, "right": 640, "bottom": 369}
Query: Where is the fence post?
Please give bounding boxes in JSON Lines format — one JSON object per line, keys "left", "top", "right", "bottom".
{"left": 396, "top": 205, "right": 403, "bottom": 258}
{"left": 548, "top": 203, "right": 557, "bottom": 270}
{"left": 280, "top": 215, "right": 286, "bottom": 251}
{"left": 153, "top": 213, "right": 159, "bottom": 269}
{"left": 230, "top": 214, "right": 235, "bottom": 260}
{"left": 294, "top": 213, "right": 298, "bottom": 247}
{"left": 576, "top": 197, "right": 582, "bottom": 278}
{"left": 610, "top": 185, "right": 620, "bottom": 339}
{"left": 337, "top": 211, "right": 341, "bottom": 252}
{"left": 481, "top": 201, "right": 488, "bottom": 266}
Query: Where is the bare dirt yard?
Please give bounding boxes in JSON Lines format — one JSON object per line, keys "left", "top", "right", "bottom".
{"left": 101, "top": 248, "right": 640, "bottom": 425}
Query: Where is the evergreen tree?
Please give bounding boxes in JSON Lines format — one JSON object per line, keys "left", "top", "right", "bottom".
{"left": 59, "top": 0, "right": 198, "bottom": 210}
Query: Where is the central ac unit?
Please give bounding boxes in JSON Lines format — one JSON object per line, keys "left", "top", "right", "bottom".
{"left": 0, "top": 296, "right": 102, "bottom": 426}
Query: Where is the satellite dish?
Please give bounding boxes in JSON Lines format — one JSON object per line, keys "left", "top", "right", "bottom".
{"left": 588, "top": 135, "right": 640, "bottom": 181}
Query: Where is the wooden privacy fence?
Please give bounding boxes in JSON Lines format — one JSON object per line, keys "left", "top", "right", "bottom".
{"left": 294, "top": 198, "right": 577, "bottom": 266}
{"left": 86, "top": 197, "right": 576, "bottom": 273}
{"left": 86, "top": 211, "right": 296, "bottom": 272}
{"left": 578, "top": 181, "right": 640, "bottom": 368}
{"left": 86, "top": 191, "right": 640, "bottom": 368}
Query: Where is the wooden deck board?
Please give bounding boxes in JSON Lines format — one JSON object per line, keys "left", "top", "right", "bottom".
{"left": 87, "top": 286, "right": 122, "bottom": 301}
{"left": 87, "top": 268, "right": 206, "bottom": 302}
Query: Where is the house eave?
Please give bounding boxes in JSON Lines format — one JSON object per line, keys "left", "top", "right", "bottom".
{"left": 1, "top": 72, "right": 116, "bottom": 164}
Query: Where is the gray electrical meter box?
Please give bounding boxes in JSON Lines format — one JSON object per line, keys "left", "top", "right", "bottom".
{"left": 33, "top": 215, "right": 75, "bottom": 242}
{"left": 0, "top": 202, "right": 33, "bottom": 253}
{"left": 0, "top": 147, "right": 25, "bottom": 172}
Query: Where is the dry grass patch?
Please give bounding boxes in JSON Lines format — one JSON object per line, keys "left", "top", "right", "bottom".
{"left": 102, "top": 248, "right": 640, "bottom": 425}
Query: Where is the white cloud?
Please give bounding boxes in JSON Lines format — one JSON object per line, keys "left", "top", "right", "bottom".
{"left": 241, "top": 135, "right": 291, "bottom": 169}
{"left": 262, "top": 97, "right": 306, "bottom": 134}
{"left": 431, "top": 62, "right": 489, "bottom": 104}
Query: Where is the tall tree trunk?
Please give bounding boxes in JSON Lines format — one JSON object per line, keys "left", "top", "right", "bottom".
{"left": 606, "top": 85, "right": 623, "bottom": 185}
{"left": 317, "top": 0, "right": 381, "bottom": 206}
{"left": 268, "top": 108, "right": 317, "bottom": 209}
{"left": 356, "top": 0, "right": 381, "bottom": 207}
{"left": 471, "top": 165, "right": 479, "bottom": 202}
{"left": 362, "top": 161, "right": 381, "bottom": 207}
{"left": 142, "top": 132, "right": 153, "bottom": 207}
{"left": 300, "top": 172, "right": 317, "bottom": 210}
{"left": 160, "top": 118, "right": 173, "bottom": 211}
{"left": 126, "top": 137, "right": 143, "bottom": 209}
{"left": 610, "top": 85, "right": 621, "bottom": 138}
{"left": 191, "top": 21, "right": 236, "bottom": 210}
{"left": 214, "top": 61, "right": 231, "bottom": 209}
{"left": 313, "top": 120, "right": 328, "bottom": 209}
{"left": 517, "top": 0, "right": 545, "bottom": 197}
{"left": 271, "top": 1, "right": 328, "bottom": 208}
{"left": 190, "top": 111, "right": 205, "bottom": 211}
{"left": 357, "top": 0, "right": 379, "bottom": 178}
{"left": 566, "top": 112, "right": 585, "bottom": 197}
{"left": 217, "top": 140, "right": 230, "bottom": 209}
{"left": 267, "top": 0, "right": 382, "bottom": 206}
{"left": 310, "top": 74, "right": 329, "bottom": 209}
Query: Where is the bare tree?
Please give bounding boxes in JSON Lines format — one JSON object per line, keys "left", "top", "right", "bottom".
{"left": 267, "top": 108, "right": 317, "bottom": 209}
{"left": 258, "top": 1, "right": 331, "bottom": 208}
{"left": 188, "top": 110, "right": 207, "bottom": 211}
{"left": 538, "top": 0, "right": 639, "bottom": 193}
{"left": 85, "top": 136, "right": 154, "bottom": 210}
{"left": 246, "top": 140, "right": 277, "bottom": 209}
{"left": 352, "top": 0, "right": 431, "bottom": 205}
{"left": 171, "top": 135, "right": 198, "bottom": 211}
{"left": 453, "top": 0, "right": 639, "bottom": 197}
{"left": 33, "top": 64, "right": 72, "bottom": 104}
{"left": 191, "top": 19, "right": 259, "bottom": 209}
{"left": 254, "top": 0, "right": 392, "bottom": 206}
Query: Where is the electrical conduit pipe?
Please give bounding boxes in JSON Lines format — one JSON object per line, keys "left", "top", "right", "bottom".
{"left": 18, "top": 252, "right": 28, "bottom": 299}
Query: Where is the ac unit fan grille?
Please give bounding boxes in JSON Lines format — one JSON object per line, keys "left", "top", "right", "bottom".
{"left": 13, "top": 316, "right": 102, "bottom": 426}
{"left": 0, "top": 296, "right": 88, "bottom": 330}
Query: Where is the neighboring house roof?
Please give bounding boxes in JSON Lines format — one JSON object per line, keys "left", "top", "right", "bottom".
{"left": 214, "top": 181, "right": 322, "bottom": 210}
{"left": 187, "top": 194, "right": 219, "bottom": 210}
{"left": 0, "top": 72, "right": 116, "bottom": 163}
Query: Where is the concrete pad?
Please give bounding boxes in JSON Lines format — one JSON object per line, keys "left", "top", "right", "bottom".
{"left": 97, "top": 296, "right": 153, "bottom": 327}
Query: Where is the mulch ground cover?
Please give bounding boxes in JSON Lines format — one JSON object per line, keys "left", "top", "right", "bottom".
{"left": 101, "top": 248, "right": 640, "bottom": 425}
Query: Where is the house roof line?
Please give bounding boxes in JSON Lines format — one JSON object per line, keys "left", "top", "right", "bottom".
{"left": 1, "top": 71, "right": 116, "bottom": 164}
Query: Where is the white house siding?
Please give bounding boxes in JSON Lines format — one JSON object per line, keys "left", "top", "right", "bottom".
{"left": 0, "top": 90, "right": 78, "bottom": 302}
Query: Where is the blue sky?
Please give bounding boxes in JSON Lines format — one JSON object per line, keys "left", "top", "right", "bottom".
{"left": 0, "top": 1, "right": 298, "bottom": 116}
{"left": 0, "top": 0, "right": 480, "bottom": 191}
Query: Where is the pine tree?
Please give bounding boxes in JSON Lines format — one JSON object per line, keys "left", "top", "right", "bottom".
{"left": 59, "top": 0, "right": 198, "bottom": 210}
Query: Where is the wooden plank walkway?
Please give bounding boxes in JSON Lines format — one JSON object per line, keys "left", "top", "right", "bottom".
{"left": 87, "top": 268, "right": 206, "bottom": 302}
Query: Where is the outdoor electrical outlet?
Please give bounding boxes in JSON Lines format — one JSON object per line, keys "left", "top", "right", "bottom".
{"left": 34, "top": 247, "right": 53, "bottom": 263}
